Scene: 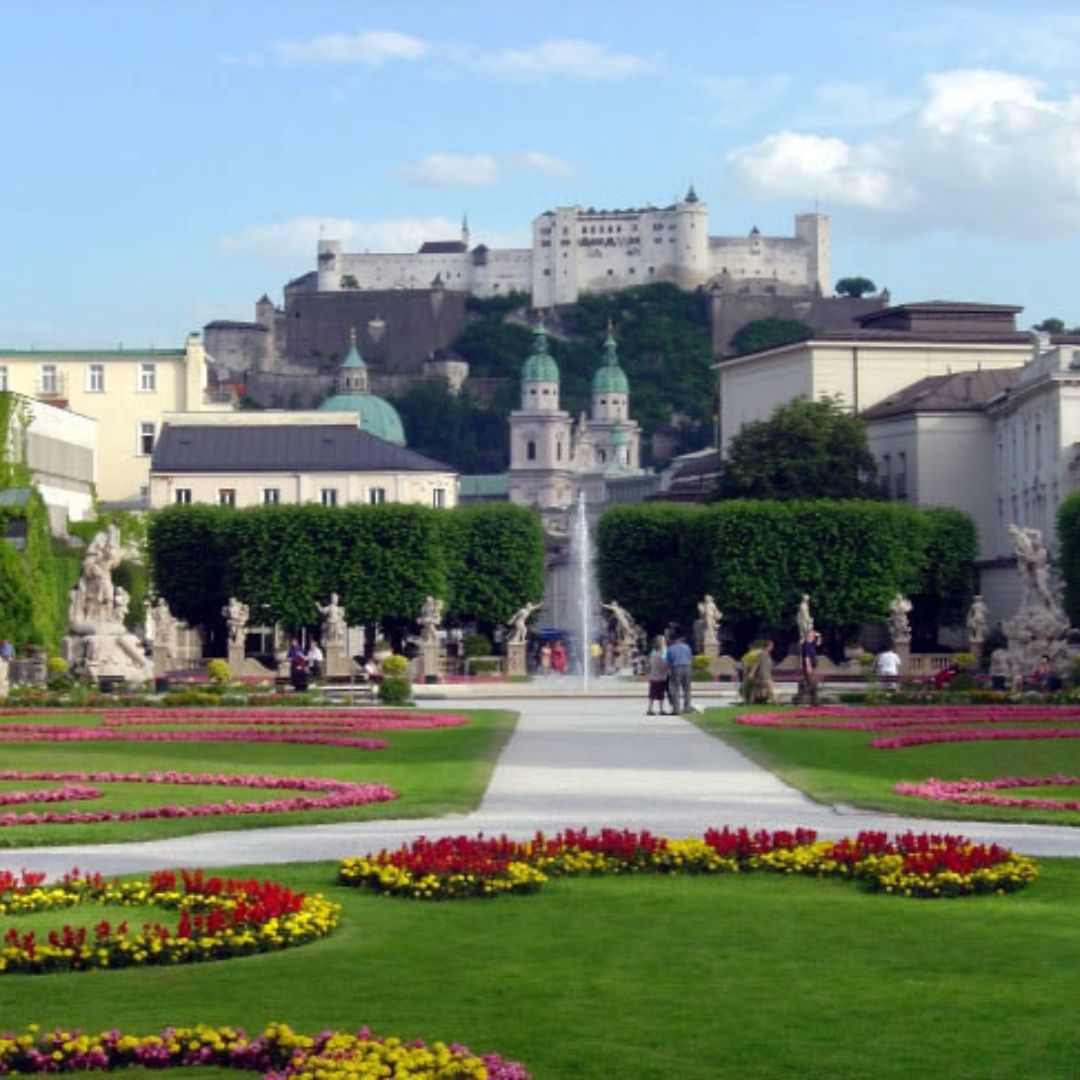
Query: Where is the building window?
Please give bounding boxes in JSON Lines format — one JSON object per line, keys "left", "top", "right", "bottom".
{"left": 219, "top": 488, "right": 236, "bottom": 507}
{"left": 139, "top": 363, "right": 157, "bottom": 392}
{"left": 557, "top": 442, "right": 563, "bottom": 461}
{"left": 138, "top": 421, "right": 155, "bottom": 456}
{"left": 369, "top": 488, "right": 386, "bottom": 505}
{"left": 527, "top": 440, "right": 537, "bottom": 461}
{"left": 263, "top": 488, "right": 281, "bottom": 505}
{"left": 432, "top": 488, "right": 446, "bottom": 509}
{"left": 880, "top": 454, "right": 891, "bottom": 497}
{"left": 895, "top": 453, "right": 907, "bottom": 500}
{"left": 0, "top": 367, "right": 7, "bottom": 392}
{"left": 87, "top": 363, "right": 104, "bottom": 392}
{"left": 320, "top": 488, "right": 338, "bottom": 507}
{"left": 174, "top": 488, "right": 192, "bottom": 505}
{"left": 39, "top": 364, "right": 58, "bottom": 395}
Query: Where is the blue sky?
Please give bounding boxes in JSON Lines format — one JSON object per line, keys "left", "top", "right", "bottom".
{"left": 6, "top": 0, "right": 1080, "bottom": 347}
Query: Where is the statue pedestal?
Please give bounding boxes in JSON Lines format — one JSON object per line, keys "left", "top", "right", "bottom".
{"left": 703, "top": 641, "right": 719, "bottom": 675}
{"left": 896, "top": 641, "right": 911, "bottom": 669}
{"left": 227, "top": 642, "right": 245, "bottom": 673}
{"left": 506, "top": 641, "right": 526, "bottom": 677}
{"left": 0, "top": 657, "right": 8, "bottom": 698}
{"left": 153, "top": 645, "right": 171, "bottom": 678}
{"left": 421, "top": 642, "right": 441, "bottom": 682}
{"left": 325, "top": 643, "right": 350, "bottom": 678}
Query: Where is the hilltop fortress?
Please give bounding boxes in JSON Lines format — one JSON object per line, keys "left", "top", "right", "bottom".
{"left": 205, "top": 191, "right": 858, "bottom": 406}
{"left": 312, "top": 188, "right": 830, "bottom": 307}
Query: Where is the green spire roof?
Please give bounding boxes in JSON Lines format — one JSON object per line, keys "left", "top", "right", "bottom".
{"left": 341, "top": 327, "right": 367, "bottom": 369}
{"left": 611, "top": 421, "right": 629, "bottom": 446}
{"left": 592, "top": 324, "right": 629, "bottom": 394}
{"left": 521, "top": 320, "right": 560, "bottom": 384}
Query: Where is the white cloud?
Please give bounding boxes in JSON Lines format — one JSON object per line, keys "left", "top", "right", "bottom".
{"left": 219, "top": 216, "right": 529, "bottom": 267}
{"left": 726, "top": 68, "right": 1080, "bottom": 236}
{"left": 397, "top": 153, "right": 500, "bottom": 188}
{"left": 468, "top": 39, "right": 655, "bottom": 80}
{"left": 273, "top": 30, "right": 427, "bottom": 66}
{"left": 509, "top": 151, "right": 578, "bottom": 178}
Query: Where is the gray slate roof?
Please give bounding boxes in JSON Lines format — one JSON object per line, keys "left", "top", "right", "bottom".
{"left": 152, "top": 424, "right": 454, "bottom": 474}
{"left": 860, "top": 368, "right": 1021, "bottom": 420}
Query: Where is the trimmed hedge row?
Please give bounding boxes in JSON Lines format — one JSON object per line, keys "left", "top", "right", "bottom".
{"left": 148, "top": 502, "right": 544, "bottom": 635}
{"left": 597, "top": 500, "right": 976, "bottom": 645}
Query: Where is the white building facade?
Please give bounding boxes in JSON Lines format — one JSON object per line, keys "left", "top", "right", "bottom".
{"left": 0, "top": 334, "right": 225, "bottom": 505}
{"left": 313, "top": 192, "right": 829, "bottom": 307}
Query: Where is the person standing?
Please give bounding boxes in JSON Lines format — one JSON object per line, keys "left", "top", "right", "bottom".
{"left": 306, "top": 639, "right": 324, "bottom": 680}
{"left": 539, "top": 641, "right": 552, "bottom": 676}
{"left": 799, "top": 632, "right": 820, "bottom": 706}
{"left": 749, "top": 640, "right": 775, "bottom": 704}
{"left": 667, "top": 633, "right": 693, "bottom": 713}
{"left": 875, "top": 643, "right": 901, "bottom": 689}
{"left": 551, "top": 639, "right": 567, "bottom": 675}
{"left": 646, "top": 636, "right": 671, "bottom": 716}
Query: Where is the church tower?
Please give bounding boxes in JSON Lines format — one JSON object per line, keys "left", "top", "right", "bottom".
{"left": 586, "top": 325, "right": 640, "bottom": 470}
{"left": 508, "top": 321, "right": 576, "bottom": 517}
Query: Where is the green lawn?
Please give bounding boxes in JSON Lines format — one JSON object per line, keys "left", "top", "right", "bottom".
{"left": 694, "top": 705, "right": 1080, "bottom": 826}
{"left": 0, "top": 708, "right": 516, "bottom": 847}
{"left": 2, "top": 859, "right": 1078, "bottom": 1078}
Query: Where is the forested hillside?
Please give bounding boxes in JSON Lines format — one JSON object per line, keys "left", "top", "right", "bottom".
{"left": 392, "top": 284, "right": 715, "bottom": 473}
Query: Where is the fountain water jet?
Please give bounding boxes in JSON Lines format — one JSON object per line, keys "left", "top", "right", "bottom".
{"left": 571, "top": 491, "right": 600, "bottom": 691}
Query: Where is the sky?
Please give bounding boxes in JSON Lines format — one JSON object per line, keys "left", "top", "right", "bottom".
{"left": 6, "top": 0, "right": 1080, "bottom": 348}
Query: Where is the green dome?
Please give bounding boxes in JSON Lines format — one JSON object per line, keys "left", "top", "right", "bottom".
{"left": 611, "top": 422, "right": 629, "bottom": 446}
{"left": 521, "top": 322, "right": 560, "bottom": 384}
{"left": 319, "top": 328, "right": 406, "bottom": 445}
{"left": 319, "top": 392, "right": 406, "bottom": 445}
{"left": 592, "top": 330, "right": 629, "bottom": 394}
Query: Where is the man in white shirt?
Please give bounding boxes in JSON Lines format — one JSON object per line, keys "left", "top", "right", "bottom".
{"left": 875, "top": 645, "right": 901, "bottom": 686}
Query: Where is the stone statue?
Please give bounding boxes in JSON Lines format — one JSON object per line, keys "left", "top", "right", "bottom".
{"left": 796, "top": 594, "right": 814, "bottom": 641}
{"left": 966, "top": 595, "right": 989, "bottom": 648}
{"left": 318, "top": 592, "right": 347, "bottom": 647}
{"left": 507, "top": 601, "right": 542, "bottom": 645}
{"left": 1003, "top": 523, "right": 1070, "bottom": 680}
{"left": 153, "top": 597, "right": 176, "bottom": 652}
{"left": 698, "top": 595, "right": 722, "bottom": 646}
{"left": 223, "top": 597, "right": 250, "bottom": 644}
{"left": 602, "top": 601, "right": 637, "bottom": 648}
{"left": 418, "top": 595, "right": 443, "bottom": 644}
{"left": 60, "top": 525, "right": 153, "bottom": 684}
{"left": 887, "top": 594, "right": 913, "bottom": 644}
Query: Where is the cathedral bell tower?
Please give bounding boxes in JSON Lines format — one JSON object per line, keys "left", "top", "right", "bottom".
{"left": 507, "top": 320, "right": 576, "bottom": 518}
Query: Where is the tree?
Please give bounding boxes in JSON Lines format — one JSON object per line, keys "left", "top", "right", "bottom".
{"left": 730, "top": 318, "right": 813, "bottom": 356}
{"left": 1033, "top": 317, "right": 1065, "bottom": 334}
{"left": 835, "top": 276, "right": 877, "bottom": 298}
{"left": 714, "top": 396, "right": 882, "bottom": 501}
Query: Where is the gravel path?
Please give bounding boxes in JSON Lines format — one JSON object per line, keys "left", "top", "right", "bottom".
{"left": 1, "top": 694, "right": 1078, "bottom": 876}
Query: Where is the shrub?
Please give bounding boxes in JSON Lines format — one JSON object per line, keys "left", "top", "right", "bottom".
{"left": 378, "top": 676, "right": 412, "bottom": 705}
{"left": 691, "top": 654, "right": 713, "bottom": 682}
{"left": 462, "top": 633, "right": 493, "bottom": 658}
{"left": 469, "top": 658, "right": 501, "bottom": 675}
{"left": 206, "top": 659, "right": 230, "bottom": 684}
{"left": 382, "top": 654, "right": 409, "bottom": 677}
{"left": 47, "top": 656, "right": 68, "bottom": 675}
{"left": 952, "top": 652, "right": 977, "bottom": 671}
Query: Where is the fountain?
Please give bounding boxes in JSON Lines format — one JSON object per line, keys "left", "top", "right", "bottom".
{"left": 571, "top": 491, "right": 600, "bottom": 691}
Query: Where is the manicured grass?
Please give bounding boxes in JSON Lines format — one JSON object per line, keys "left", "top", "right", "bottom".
{"left": 695, "top": 705, "right": 1080, "bottom": 826}
{"left": 1, "top": 859, "right": 1077, "bottom": 1077}
{"left": 0, "top": 709, "right": 516, "bottom": 847}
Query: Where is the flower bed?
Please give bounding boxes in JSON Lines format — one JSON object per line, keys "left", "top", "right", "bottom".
{"left": 871, "top": 728, "right": 1080, "bottom": 749}
{"left": 896, "top": 775, "right": 1080, "bottom": 812}
{"left": 0, "top": 1022, "right": 529, "bottom": 1078}
{"left": 734, "top": 706, "right": 1080, "bottom": 731}
{"left": 97, "top": 709, "right": 467, "bottom": 730}
{"left": 339, "top": 827, "right": 1038, "bottom": 901}
{"left": 0, "top": 770, "right": 396, "bottom": 828}
{"left": 0, "top": 868, "right": 339, "bottom": 973}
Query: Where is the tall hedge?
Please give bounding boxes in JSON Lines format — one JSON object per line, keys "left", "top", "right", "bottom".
{"left": 148, "top": 502, "right": 540, "bottom": 637}
{"left": 596, "top": 503, "right": 703, "bottom": 634}
{"left": 1058, "top": 493, "right": 1080, "bottom": 625}
{"left": 444, "top": 503, "right": 544, "bottom": 633}
{"left": 596, "top": 500, "right": 974, "bottom": 647}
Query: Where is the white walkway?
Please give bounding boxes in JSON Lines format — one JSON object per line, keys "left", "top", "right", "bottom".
{"left": 2, "top": 695, "right": 1080, "bottom": 877}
